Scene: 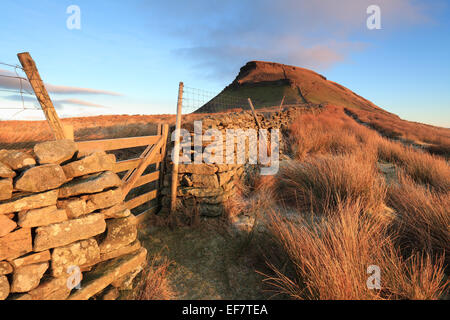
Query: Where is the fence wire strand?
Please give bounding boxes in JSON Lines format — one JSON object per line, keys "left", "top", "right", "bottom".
{"left": 0, "top": 60, "right": 40, "bottom": 119}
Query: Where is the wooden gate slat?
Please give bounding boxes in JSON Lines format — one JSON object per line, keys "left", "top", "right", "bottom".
{"left": 126, "top": 190, "right": 158, "bottom": 210}
{"left": 134, "top": 171, "right": 160, "bottom": 189}
{"left": 114, "top": 154, "right": 163, "bottom": 173}
{"left": 77, "top": 135, "right": 161, "bottom": 153}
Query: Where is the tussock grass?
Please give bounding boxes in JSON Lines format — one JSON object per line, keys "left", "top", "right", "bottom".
{"left": 265, "top": 203, "right": 448, "bottom": 300}
{"left": 128, "top": 254, "right": 174, "bottom": 300}
{"left": 387, "top": 173, "right": 450, "bottom": 265}
{"left": 274, "top": 154, "right": 386, "bottom": 215}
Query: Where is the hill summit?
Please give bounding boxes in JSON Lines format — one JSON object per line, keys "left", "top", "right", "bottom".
{"left": 196, "top": 61, "right": 384, "bottom": 113}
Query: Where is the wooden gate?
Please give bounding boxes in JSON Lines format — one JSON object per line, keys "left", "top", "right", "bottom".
{"left": 75, "top": 124, "right": 169, "bottom": 223}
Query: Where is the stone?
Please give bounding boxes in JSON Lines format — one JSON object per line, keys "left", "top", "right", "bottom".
{"left": 100, "top": 204, "right": 131, "bottom": 219}
{"left": 199, "top": 203, "right": 224, "bottom": 217}
{"left": 0, "top": 162, "right": 15, "bottom": 178}
{"left": 33, "top": 213, "right": 106, "bottom": 252}
{"left": 99, "top": 240, "right": 141, "bottom": 262}
{"left": 191, "top": 174, "right": 219, "bottom": 188}
{"left": 18, "top": 205, "right": 67, "bottom": 228}
{"left": 0, "top": 214, "right": 16, "bottom": 237}
{"left": 0, "top": 275, "right": 9, "bottom": 300}
{"left": 68, "top": 248, "right": 147, "bottom": 300}
{"left": 111, "top": 266, "right": 142, "bottom": 290}
{"left": 177, "top": 163, "right": 217, "bottom": 175}
{"left": 28, "top": 273, "right": 81, "bottom": 300}
{"left": 0, "top": 150, "right": 36, "bottom": 171}
{"left": 0, "top": 189, "right": 59, "bottom": 215}
{"left": 33, "top": 139, "right": 77, "bottom": 165}
{"left": 15, "top": 164, "right": 67, "bottom": 193}
{"left": 99, "top": 215, "right": 137, "bottom": 254}
{"left": 57, "top": 199, "right": 88, "bottom": 219}
{"left": 10, "top": 262, "right": 49, "bottom": 293}
{"left": 84, "top": 188, "right": 123, "bottom": 213}
{"left": 11, "top": 251, "right": 51, "bottom": 269}
{"left": 0, "top": 178, "right": 13, "bottom": 201}
{"left": 58, "top": 171, "right": 122, "bottom": 198}
{"left": 0, "top": 228, "right": 32, "bottom": 261}
{"left": 101, "top": 286, "right": 119, "bottom": 300}
{"left": 51, "top": 238, "right": 100, "bottom": 277}
{"left": 179, "top": 187, "right": 224, "bottom": 198}
{"left": 62, "top": 151, "right": 116, "bottom": 179}
{"left": 0, "top": 261, "right": 13, "bottom": 276}
{"left": 218, "top": 171, "right": 234, "bottom": 186}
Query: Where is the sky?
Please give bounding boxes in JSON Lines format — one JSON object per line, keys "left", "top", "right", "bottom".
{"left": 0, "top": 0, "right": 449, "bottom": 127}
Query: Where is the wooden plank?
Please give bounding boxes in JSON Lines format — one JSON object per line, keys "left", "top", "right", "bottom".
{"left": 114, "top": 154, "right": 163, "bottom": 173}
{"left": 125, "top": 190, "right": 158, "bottom": 210}
{"left": 122, "top": 135, "right": 165, "bottom": 197}
{"left": 135, "top": 206, "right": 160, "bottom": 225}
{"left": 76, "top": 135, "right": 160, "bottom": 153}
{"left": 18, "top": 52, "right": 66, "bottom": 140}
{"left": 133, "top": 171, "right": 160, "bottom": 189}
{"left": 171, "top": 83, "right": 184, "bottom": 213}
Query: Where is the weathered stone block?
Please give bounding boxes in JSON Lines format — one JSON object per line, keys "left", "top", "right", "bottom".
{"left": 217, "top": 171, "right": 234, "bottom": 186}
{"left": 11, "top": 250, "right": 51, "bottom": 269}
{"left": 56, "top": 199, "right": 87, "bottom": 219}
{"left": 100, "top": 203, "right": 131, "bottom": 219}
{"left": 51, "top": 238, "right": 100, "bottom": 277}
{"left": 84, "top": 188, "right": 123, "bottom": 213}
{"left": 0, "top": 178, "right": 13, "bottom": 201}
{"left": 10, "top": 262, "right": 49, "bottom": 293}
{"left": 15, "top": 164, "right": 67, "bottom": 193}
{"left": 177, "top": 163, "right": 217, "bottom": 174}
{"left": 0, "top": 261, "right": 13, "bottom": 276}
{"left": 99, "top": 215, "right": 137, "bottom": 254}
{"left": 33, "top": 213, "right": 106, "bottom": 252}
{"left": 191, "top": 174, "right": 219, "bottom": 188}
{"left": 0, "top": 275, "right": 9, "bottom": 300}
{"left": 0, "top": 214, "right": 16, "bottom": 237}
{"left": 99, "top": 240, "right": 141, "bottom": 262}
{"left": 28, "top": 273, "right": 81, "bottom": 300}
{"left": 111, "top": 266, "right": 142, "bottom": 290}
{"left": 0, "top": 189, "right": 58, "bottom": 215}
{"left": 68, "top": 247, "right": 147, "bottom": 300}
{"left": 0, "top": 150, "right": 35, "bottom": 171}
{"left": 33, "top": 139, "right": 77, "bottom": 165}
{"left": 0, "top": 162, "right": 15, "bottom": 178}
{"left": 0, "top": 228, "right": 32, "bottom": 261}
{"left": 62, "top": 151, "right": 116, "bottom": 179}
{"left": 18, "top": 205, "right": 67, "bottom": 228}
{"left": 58, "top": 171, "right": 122, "bottom": 198}
{"left": 199, "top": 203, "right": 224, "bottom": 217}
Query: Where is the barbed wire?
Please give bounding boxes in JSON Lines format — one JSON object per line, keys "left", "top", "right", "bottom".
{"left": 0, "top": 60, "right": 40, "bottom": 119}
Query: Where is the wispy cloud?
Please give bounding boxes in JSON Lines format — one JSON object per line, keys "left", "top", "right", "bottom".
{"left": 0, "top": 69, "right": 121, "bottom": 96}
{"left": 2, "top": 95, "right": 110, "bottom": 110}
{"left": 144, "top": 0, "right": 435, "bottom": 79}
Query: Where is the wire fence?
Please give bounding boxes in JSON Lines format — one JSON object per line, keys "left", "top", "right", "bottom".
{"left": 181, "top": 85, "right": 308, "bottom": 114}
{"left": 0, "top": 61, "right": 40, "bottom": 119}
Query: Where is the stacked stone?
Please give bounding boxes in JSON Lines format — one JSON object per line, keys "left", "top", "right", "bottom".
{"left": 161, "top": 163, "right": 245, "bottom": 217}
{"left": 0, "top": 140, "right": 146, "bottom": 300}
{"left": 160, "top": 106, "right": 315, "bottom": 217}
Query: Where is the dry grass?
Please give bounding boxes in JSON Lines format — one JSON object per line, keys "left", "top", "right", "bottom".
{"left": 387, "top": 173, "right": 450, "bottom": 265}
{"left": 265, "top": 202, "right": 448, "bottom": 300}
{"left": 126, "top": 253, "right": 175, "bottom": 300}
{"left": 274, "top": 154, "right": 386, "bottom": 215}
{"left": 377, "top": 138, "right": 450, "bottom": 192}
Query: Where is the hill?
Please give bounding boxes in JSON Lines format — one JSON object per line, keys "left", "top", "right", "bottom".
{"left": 196, "top": 61, "right": 390, "bottom": 114}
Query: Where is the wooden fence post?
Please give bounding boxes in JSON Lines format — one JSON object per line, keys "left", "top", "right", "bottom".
{"left": 247, "top": 98, "right": 262, "bottom": 129}
{"left": 279, "top": 95, "right": 285, "bottom": 113}
{"left": 170, "top": 82, "right": 184, "bottom": 213}
{"left": 17, "top": 52, "right": 67, "bottom": 140}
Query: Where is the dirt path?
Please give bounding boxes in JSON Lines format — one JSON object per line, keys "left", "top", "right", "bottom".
{"left": 137, "top": 222, "right": 278, "bottom": 300}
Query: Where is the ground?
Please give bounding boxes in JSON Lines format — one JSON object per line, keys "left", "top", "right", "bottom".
{"left": 137, "top": 220, "right": 282, "bottom": 300}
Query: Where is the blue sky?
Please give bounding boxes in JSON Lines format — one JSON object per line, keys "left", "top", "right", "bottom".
{"left": 0, "top": 0, "right": 449, "bottom": 127}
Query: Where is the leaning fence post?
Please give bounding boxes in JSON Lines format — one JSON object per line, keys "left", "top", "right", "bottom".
{"left": 247, "top": 98, "right": 262, "bottom": 129}
{"left": 170, "top": 82, "right": 184, "bottom": 213}
{"left": 17, "top": 52, "right": 67, "bottom": 140}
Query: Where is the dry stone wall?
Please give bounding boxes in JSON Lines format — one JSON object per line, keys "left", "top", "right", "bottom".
{"left": 0, "top": 140, "right": 146, "bottom": 300}
{"left": 161, "top": 106, "right": 309, "bottom": 216}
